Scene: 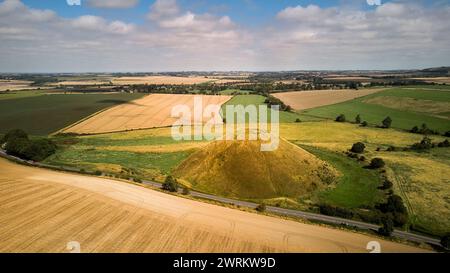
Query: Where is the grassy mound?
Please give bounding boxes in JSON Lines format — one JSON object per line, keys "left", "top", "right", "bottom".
{"left": 173, "top": 139, "right": 339, "bottom": 199}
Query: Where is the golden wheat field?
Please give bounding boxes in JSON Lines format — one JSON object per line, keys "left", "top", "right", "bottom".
{"left": 273, "top": 89, "right": 384, "bottom": 111}
{"left": 0, "top": 158, "right": 426, "bottom": 253}
{"left": 64, "top": 94, "right": 232, "bottom": 134}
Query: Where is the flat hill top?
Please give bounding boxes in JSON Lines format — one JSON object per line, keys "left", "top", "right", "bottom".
{"left": 173, "top": 139, "right": 339, "bottom": 199}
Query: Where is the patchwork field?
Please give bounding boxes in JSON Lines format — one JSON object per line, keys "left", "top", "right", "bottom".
{"left": 272, "top": 89, "right": 384, "bottom": 111}
{"left": 301, "top": 87, "right": 450, "bottom": 132}
{"left": 64, "top": 94, "right": 232, "bottom": 134}
{"left": 0, "top": 92, "right": 144, "bottom": 135}
{"left": 0, "top": 158, "right": 425, "bottom": 253}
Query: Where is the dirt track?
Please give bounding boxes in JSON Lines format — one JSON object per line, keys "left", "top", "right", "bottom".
{"left": 0, "top": 158, "right": 427, "bottom": 253}
{"left": 64, "top": 94, "right": 231, "bottom": 134}
{"left": 273, "top": 89, "right": 383, "bottom": 111}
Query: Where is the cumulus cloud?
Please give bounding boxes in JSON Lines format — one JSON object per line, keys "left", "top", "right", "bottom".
{"left": 265, "top": 2, "right": 450, "bottom": 69}
{"left": 0, "top": 0, "right": 449, "bottom": 72}
{"left": 86, "top": 0, "right": 139, "bottom": 9}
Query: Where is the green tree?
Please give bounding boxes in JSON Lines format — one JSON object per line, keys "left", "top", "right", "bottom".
{"left": 351, "top": 142, "right": 365, "bottom": 154}
{"left": 162, "top": 176, "right": 178, "bottom": 192}
{"left": 382, "top": 116, "right": 392, "bottom": 128}
{"left": 369, "top": 158, "right": 385, "bottom": 169}
{"left": 378, "top": 217, "right": 394, "bottom": 236}
{"left": 335, "top": 114, "right": 346, "bottom": 122}
{"left": 355, "top": 114, "right": 361, "bottom": 124}
{"left": 1, "top": 129, "right": 28, "bottom": 144}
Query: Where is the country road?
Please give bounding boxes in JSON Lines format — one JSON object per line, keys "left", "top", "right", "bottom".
{"left": 0, "top": 149, "right": 441, "bottom": 248}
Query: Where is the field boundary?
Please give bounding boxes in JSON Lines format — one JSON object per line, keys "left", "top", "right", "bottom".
{"left": 51, "top": 94, "right": 149, "bottom": 136}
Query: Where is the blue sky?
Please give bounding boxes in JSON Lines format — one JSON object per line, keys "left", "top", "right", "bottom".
{"left": 21, "top": 0, "right": 386, "bottom": 25}
{"left": 1, "top": 0, "right": 449, "bottom": 72}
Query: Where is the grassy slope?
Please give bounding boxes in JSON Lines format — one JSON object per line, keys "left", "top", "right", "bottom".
{"left": 302, "top": 87, "right": 450, "bottom": 132}
{"left": 45, "top": 129, "right": 195, "bottom": 181}
{"left": 173, "top": 139, "right": 338, "bottom": 200}
{"left": 300, "top": 145, "right": 383, "bottom": 208}
{"left": 0, "top": 92, "right": 144, "bottom": 135}
{"left": 223, "top": 95, "right": 323, "bottom": 123}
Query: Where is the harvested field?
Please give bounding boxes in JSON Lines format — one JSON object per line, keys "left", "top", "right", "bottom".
{"left": 64, "top": 94, "right": 232, "bottom": 134}
{"left": 0, "top": 80, "right": 38, "bottom": 91}
{"left": 0, "top": 158, "right": 425, "bottom": 253}
{"left": 273, "top": 89, "right": 383, "bottom": 111}
{"left": 111, "top": 76, "right": 217, "bottom": 85}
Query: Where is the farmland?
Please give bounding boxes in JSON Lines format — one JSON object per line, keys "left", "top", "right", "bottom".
{"left": 51, "top": 76, "right": 245, "bottom": 86}
{"left": 273, "top": 89, "right": 384, "bottom": 111}
{"left": 300, "top": 87, "right": 450, "bottom": 132}
{"left": 64, "top": 94, "right": 232, "bottom": 135}
{"left": 0, "top": 158, "right": 424, "bottom": 253}
{"left": 0, "top": 92, "right": 144, "bottom": 135}
{"left": 222, "top": 95, "right": 322, "bottom": 123}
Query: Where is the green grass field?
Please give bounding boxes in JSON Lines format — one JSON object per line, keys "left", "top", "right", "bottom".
{"left": 0, "top": 92, "right": 144, "bottom": 135}
{"left": 223, "top": 95, "right": 323, "bottom": 123}
{"left": 302, "top": 87, "right": 450, "bottom": 132}
{"left": 301, "top": 145, "right": 384, "bottom": 208}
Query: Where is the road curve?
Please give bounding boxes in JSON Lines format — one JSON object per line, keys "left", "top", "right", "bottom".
{"left": 0, "top": 157, "right": 428, "bottom": 253}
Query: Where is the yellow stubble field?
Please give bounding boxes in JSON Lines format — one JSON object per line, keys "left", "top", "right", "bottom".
{"left": 273, "top": 89, "right": 384, "bottom": 111}
{"left": 63, "top": 94, "right": 232, "bottom": 134}
{"left": 0, "top": 158, "right": 426, "bottom": 253}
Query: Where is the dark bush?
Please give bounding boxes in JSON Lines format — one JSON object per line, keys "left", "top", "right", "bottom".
{"left": 162, "top": 175, "right": 178, "bottom": 192}
{"left": 295, "top": 118, "right": 301, "bottom": 123}
{"left": 256, "top": 203, "right": 266, "bottom": 212}
{"left": 361, "top": 121, "right": 368, "bottom": 127}
{"left": 378, "top": 217, "right": 394, "bottom": 236}
{"left": 2, "top": 129, "right": 56, "bottom": 162}
{"left": 410, "top": 126, "right": 419, "bottom": 134}
{"left": 377, "top": 195, "right": 407, "bottom": 215}
{"left": 382, "top": 116, "right": 392, "bottom": 128}
{"left": 351, "top": 142, "right": 365, "bottom": 153}
{"left": 369, "top": 158, "right": 385, "bottom": 169}
{"left": 20, "top": 139, "right": 57, "bottom": 161}
{"left": 319, "top": 204, "right": 354, "bottom": 219}
{"left": 445, "top": 131, "right": 450, "bottom": 137}
{"left": 1, "top": 129, "right": 28, "bottom": 144}
{"left": 379, "top": 180, "right": 393, "bottom": 190}
{"left": 355, "top": 114, "right": 361, "bottom": 124}
{"left": 411, "top": 136, "right": 433, "bottom": 151}
{"left": 438, "top": 139, "right": 450, "bottom": 148}
{"left": 335, "top": 114, "right": 346, "bottom": 122}
{"left": 94, "top": 170, "right": 102, "bottom": 176}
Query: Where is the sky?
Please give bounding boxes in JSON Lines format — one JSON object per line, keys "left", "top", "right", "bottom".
{"left": 0, "top": 0, "right": 449, "bottom": 72}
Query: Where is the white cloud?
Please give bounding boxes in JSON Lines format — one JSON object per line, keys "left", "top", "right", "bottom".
{"left": 86, "top": 0, "right": 139, "bottom": 9}
{"left": 148, "top": 0, "right": 180, "bottom": 20}
{"left": 0, "top": 0, "right": 449, "bottom": 72}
